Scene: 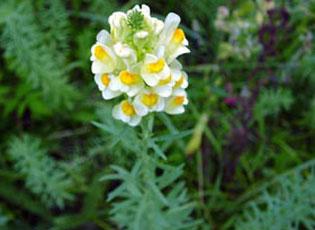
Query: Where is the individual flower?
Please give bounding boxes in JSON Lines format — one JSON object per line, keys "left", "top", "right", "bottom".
{"left": 173, "top": 71, "right": 189, "bottom": 90}
{"left": 159, "top": 13, "right": 190, "bottom": 63}
{"left": 134, "top": 89, "right": 165, "bottom": 116}
{"left": 165, "top": 89, "right": 189, "bottom": 115}
{"left": 90, "top": 31, "right": 117, "bottom": 74}
{"left": 112, "top": 100, "right": 142, "bottom": 126}
{"left": 94, "top": 73, "right": 122, "bottom": 99}
{"left": 141, "top": 52, "right": 170, "bottom": 87}
{"left": 154, "top": 73, "right": 176, "bottom": 98}
{"left": 155, "top": 63, "right": 188, "bottom": 98}
{"left": 90, "top": 4, "right": 190, "bottom": 126}
{"left": 111, "top": 70, "right": 144, "bottom": 97}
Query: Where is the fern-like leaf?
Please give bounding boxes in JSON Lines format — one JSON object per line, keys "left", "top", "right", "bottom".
{"left": 254, "top": 88, "right": 294, "bottom": 119}
{"left": 235, "top": 159, "right": 315, "bottom": 230}
{"left": 7, "top": 135, "right": 74, "bottom": 208}
{"left": 102, "top": 158, "right": 201, "bottom": 230}
{"left": 1, "top": 2, "right": 77, "bottom": 109}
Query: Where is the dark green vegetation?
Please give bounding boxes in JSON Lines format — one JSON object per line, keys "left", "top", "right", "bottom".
{"left": 0, "top": 0, "right": 315, "bottom": 229}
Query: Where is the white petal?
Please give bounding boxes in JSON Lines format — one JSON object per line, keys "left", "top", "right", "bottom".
{"left": 142, "top": 73, "right": 159, "bottom": 86}
{"left": 91, "top": 61, "right": 113, "bottom": 74}
{"left": 129, "top": 115, "right": 142, "bottom": 126}
{"left": 126, "top": 84, "right": 143, "bottom": 97}
{"left": 113, "top": 42, "right": 132, "bottom": 58}
{"left": 94, "top": 74, "right": 104, "bottom": 91}
{"left": 134, "top": 100, "right": 148, "bottom": 116}
{"left": 168, "top": 46, "right": 191, "bottom": 63}
{"left": 172, "top": 69, "right": 182, "bottom": 81}
{"left": 109, "top": 12, "right": 126, "bottom": 29}
{"left": 155, "top": 98, "right": 165, "bottom": 112}
{"left": 120, "top": 84, "right": 129, "bottom": 92}
{"left": 182, "top": 73, "right": 189, "bottom": 88}
{"left": 141, "top": 4, "right": 151, "bottom": 17}
{"left": 97, "top": 30, "right": 111, "bottom": 45}
{"left": 102, "top": 89, "right": 121, "bottom": 100}
{"left": 183, "top": 97, "right": 189, "bottom": 105}
{"left": 183, "top": 38, "right": 189, "bottom": 46}
{"left": 170, "top": 59, "right": 183, "bottom": 69}
{"left": 118, "top": 107, "right": 130, "bottom": 123}
{"left": 173, "top": 88, "right": 187, "bottom": 97}
{"left": 166, "top": 105, "right": 185, "bottom": 115}
{"left": 152, "top": 18, "right": 164, "bottom": 34}
{"left": 109, "top": 77, "right": 121, "bottom": 91}
{"left": 159, "top": 65, "right": 171, "bottom": 79}
{"left": 144, "top": 54, "right": 158, "bottom": 63}
{"left": 160, "top": 13, "right": 181, "bottom": 43}
{"left": 155, "top": 85, "right": 172, "bottom": 97}
{"left": 156, "top": 46, "right": 165, "bottom": 58}
{"left": 130, "top": 5, "right": 140, "bottom": 13}
{"left": 90, "top": 44, "right": 97, "bottom": 61}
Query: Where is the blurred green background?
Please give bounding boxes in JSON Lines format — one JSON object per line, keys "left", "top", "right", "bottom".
{"left": 0, "top": 0, "right": 315, "bottom": 229}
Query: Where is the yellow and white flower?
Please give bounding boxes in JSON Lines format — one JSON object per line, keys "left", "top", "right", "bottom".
{"left": 154, "top": 74, "right": 175, "bottom": 98}
{"left": 173, "top": 71, "right": 189, "bottom": 90}
{"left": 112, "top": 100, "right": 142, "bottom": 126}
{"left": 110, "top": 70, "right": 144, "bottom": 97}
{"left": 141, "top": 53, "right": 170, "bottom": 87}
{"left": 91, "top": 5, "right": 190, "bottom": 126}
{"left": 165, "top": 89, "right": 189, "bottom": 115}
{"left": 94, "top": 73, "right": 122, "bottom": 100}
{"left": 90, "top": 43, "right": 117, "bottom": 74}
{"left": 159, "top": 13, "right": 190, "bottom": 63}
{"left": 134, "top": 89, "right": 165, "bottom": 116}
{"left": 170, "top": 60, "right": 188, "bottom": 90}
{"left": 153, "top": 60, "right": 188, "bottom": 97}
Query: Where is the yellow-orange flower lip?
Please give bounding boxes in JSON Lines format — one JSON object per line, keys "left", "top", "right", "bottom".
{"left": 174, "top": 75, "right": 184, "bottom": 88}
{"left": 174, "top": 96, "right": 185, "bottom": 105}
{"left": 172, "top": 28, "right": 185, "bottom": 44}
{"left": 158, "top": 75, "right": 172, "bottom": 86}
{"left": 101, "top": 74, "right": 110, "bottom": 86}
{"left": 119, "top": 70, "right": 139, "bottom": 85}
{"left": 94, "top": 45, "right": 108, "bottom": 60}
{"left": 121, "top": 101, "right": 136, "bottom": 116}
{"left": 141, "top": 93, "right": 158, "bottom": 107}
{"left": 147, "top": 59, "right": 165, "bottom": 73}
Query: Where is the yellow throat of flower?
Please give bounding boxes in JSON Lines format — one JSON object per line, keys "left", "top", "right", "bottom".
{"left": 171, "top": 28, "right": 185, "bottom": 44}
{"left": 121, "top": 101, "right": 136, "bottom": 116}
{"left": 141, "top": 93, "right": 158, "bottom": 107}
{"left": 119, "top": 70, "right": 139, "bottom": 85}
{"left": 101, "top": 74, "right": 110, "bottom": 86}
{"left": 173, "top": 96, "right": 185, "bottom": 106}
{"left": 94, "top": 45, "right": 109, "bottom": 61}
{"left": 174, "top": 75, "right": 184, "bottom": 88}
{"left": 158, "top": 75, "right": 172, "bottom": 86}
{"left": 147, "top": 59, "right": 165, "bottom": 73}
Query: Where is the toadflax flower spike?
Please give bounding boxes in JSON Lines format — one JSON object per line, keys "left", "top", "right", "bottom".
{"left": 91, "top": 4, "right": 190, "bottom": 126}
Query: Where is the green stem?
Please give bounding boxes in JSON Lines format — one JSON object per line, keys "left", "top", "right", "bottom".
{"left": 140, "top": 114, "right": 155, "bottom": 183}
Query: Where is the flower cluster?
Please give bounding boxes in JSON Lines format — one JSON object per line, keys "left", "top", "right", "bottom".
{"left": 90, "top": 5, "right": 190, "bottom": 126}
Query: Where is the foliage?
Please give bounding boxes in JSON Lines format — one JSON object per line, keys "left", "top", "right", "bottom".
{"left": 235, "top": 159, "right": 315, "bottom": 230}
{"left": 254, "top": 88, "right": 294, "bottom": 119}
{"left": 7, "top": 135, "right": 74, "bottom": 208}
{"left": 99, "top": 116, "right": 199, "bottom": 230}
{"left": 1, "top": 1, "right": 77, "bottom": 111}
